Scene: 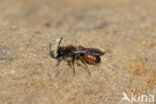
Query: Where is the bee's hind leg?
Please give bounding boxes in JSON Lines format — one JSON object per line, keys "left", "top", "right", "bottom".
{"left": 78, "top": 55, "right": 90, "bottom": 76}
{"left": 72, "top": 56, "right": 76, "bottom": 74}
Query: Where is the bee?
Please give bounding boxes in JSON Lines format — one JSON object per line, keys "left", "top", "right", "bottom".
{"left": 49, "top": 37, "right": 104, "bottom": 75}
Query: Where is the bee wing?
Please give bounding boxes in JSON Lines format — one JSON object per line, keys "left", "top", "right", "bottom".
{"left": 87, "top": 49, "right": 104, "bottom": 56}
{"left": 76, "top": 46, "right": 105, "bottom": 56}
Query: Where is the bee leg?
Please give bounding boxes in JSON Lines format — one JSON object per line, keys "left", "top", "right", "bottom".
{"left": 78, "top": 55, "right": 90, "bottom": 76}
{"left": 72, "top": 56, "right": 75, "bottom": 74}
{"left": 78, "top": 55, "right": 88, "bottom": 68}
{"left": 56, "top": 57, "right": 63, "bottom": 67}
{"left": 67, "top": 61, "right": 74, "bottom": 74}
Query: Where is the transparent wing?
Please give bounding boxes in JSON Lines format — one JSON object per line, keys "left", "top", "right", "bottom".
{"left": 75, "top": 46, "right": 104, "bottom": 56}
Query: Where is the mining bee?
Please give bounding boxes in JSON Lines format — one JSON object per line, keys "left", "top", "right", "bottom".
{"left": 49, "top": 37, "right": 104, "bottom": 75}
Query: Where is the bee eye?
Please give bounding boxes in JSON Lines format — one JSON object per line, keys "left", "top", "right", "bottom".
{"left": 59, "top": 51, "right": 64, "bottom": 56}
{"left": 61, "top": 52, "right": 64, "bottom": 55}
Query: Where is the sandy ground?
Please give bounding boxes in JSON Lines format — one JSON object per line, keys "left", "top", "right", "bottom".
{"left": 0, "top": 0, "right": 156, "bottom": 104}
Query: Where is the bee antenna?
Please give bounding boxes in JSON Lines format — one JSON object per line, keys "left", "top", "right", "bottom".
{"left": 49, "top": 37, "right": 63, "bottom": 58}
{"left": 57, "top": 37, "right": 63, "bottom": 48}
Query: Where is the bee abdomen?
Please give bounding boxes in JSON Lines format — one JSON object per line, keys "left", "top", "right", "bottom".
{"left": 83, "top": 53, "right": 100, "bottom": 64}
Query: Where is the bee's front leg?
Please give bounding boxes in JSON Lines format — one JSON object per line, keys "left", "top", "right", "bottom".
{"left": 56, "top": 57, "right": 63, "bottom": 67}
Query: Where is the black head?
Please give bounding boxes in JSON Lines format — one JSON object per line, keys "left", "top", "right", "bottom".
{"left": 57, "top": 47, "right": 65, "bottom": 58}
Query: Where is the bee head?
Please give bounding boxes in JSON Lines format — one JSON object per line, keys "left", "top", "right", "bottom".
{"left": 57, "top": 47, "right": 65, "bottom": 57}
{"left": 49, "top": 37, "right": 63, "bottom": 58}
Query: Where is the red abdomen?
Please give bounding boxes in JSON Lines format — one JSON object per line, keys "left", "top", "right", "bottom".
{"left": 83, "top": 53, "right": 100, "bottom": 64}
